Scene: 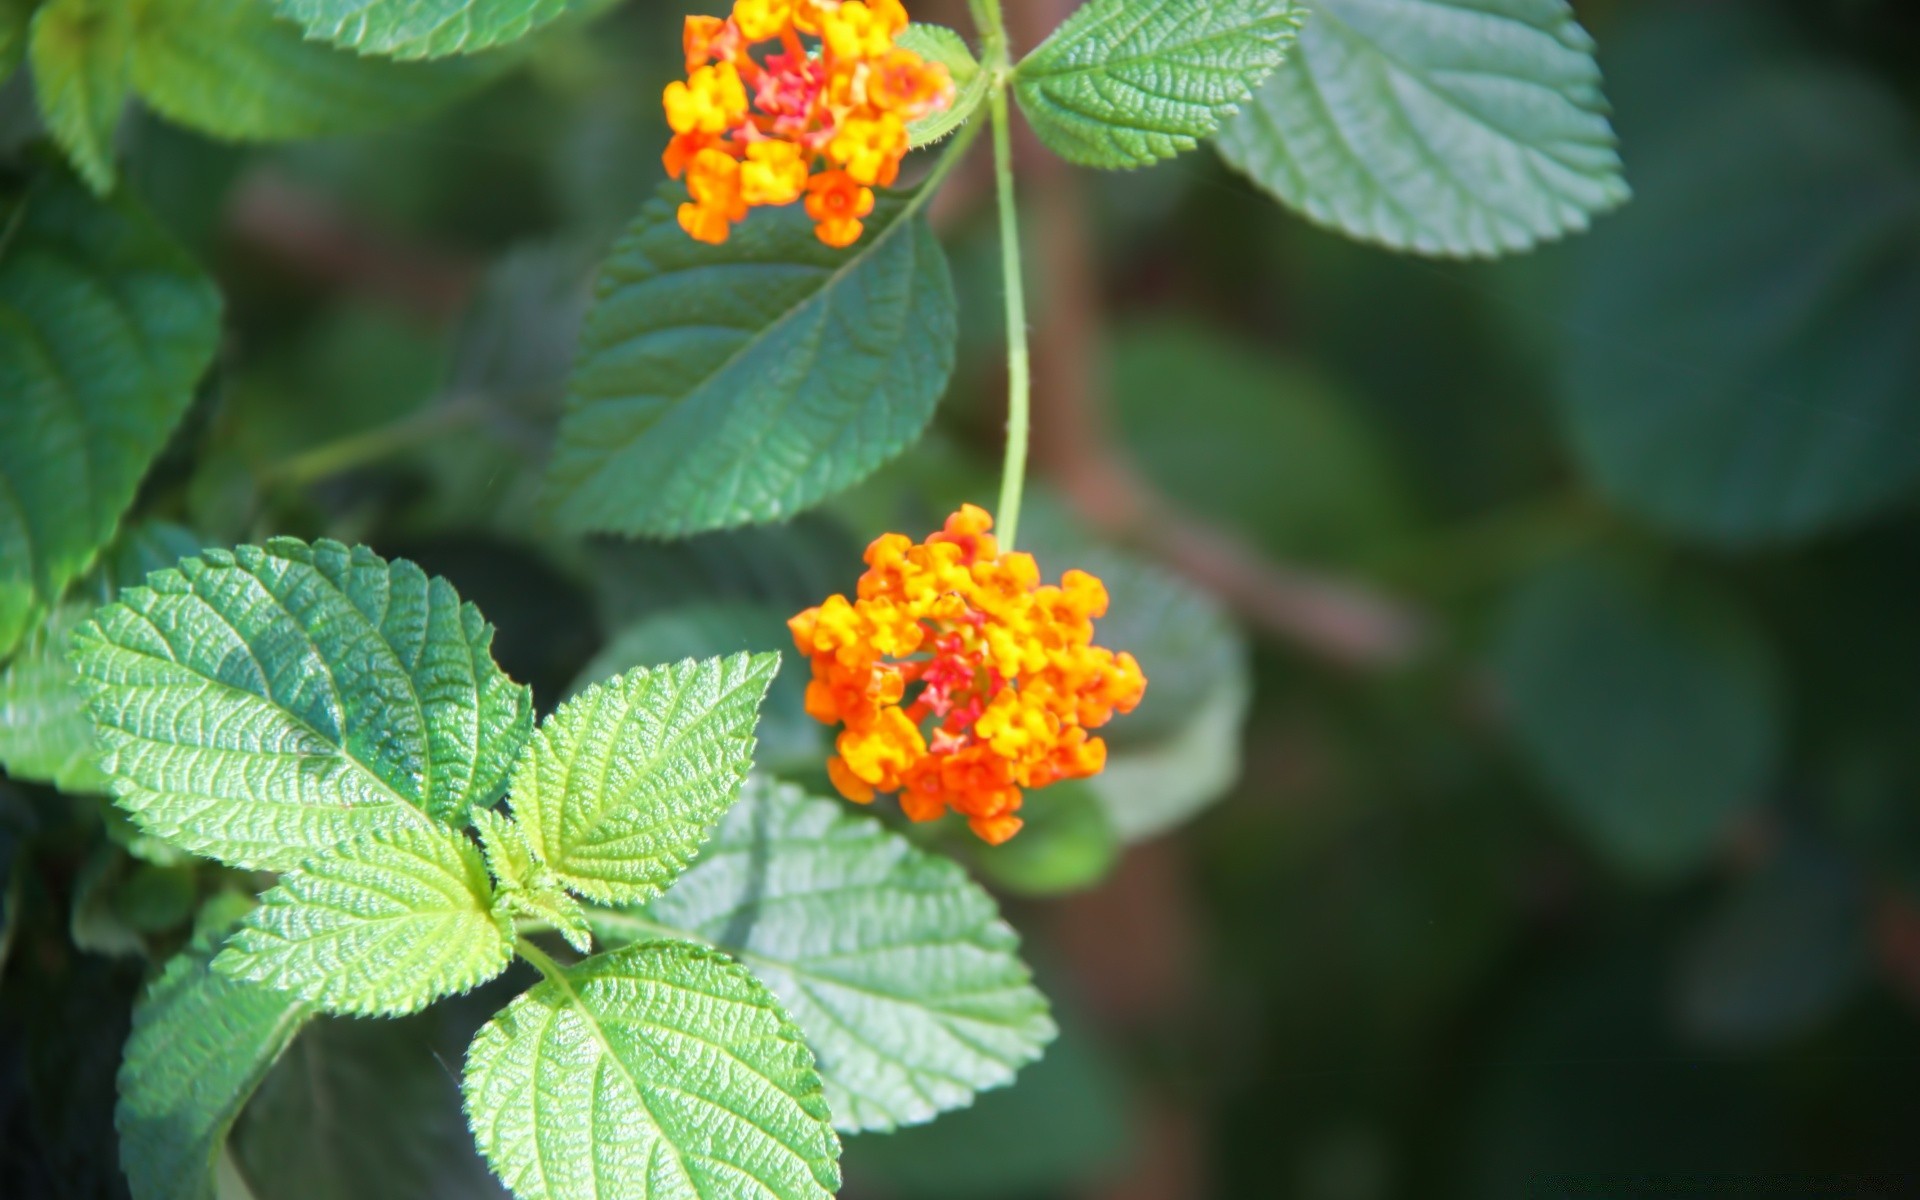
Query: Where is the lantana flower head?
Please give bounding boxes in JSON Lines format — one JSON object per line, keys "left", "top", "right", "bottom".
{"left": 664, "top": 0, "right": 954, "bottom": 247}
{"left": 789, "top": 506, "right": 1148, "bottom": 845}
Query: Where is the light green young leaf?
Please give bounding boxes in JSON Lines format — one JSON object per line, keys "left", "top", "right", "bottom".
{"left": 1214, "top": 0, "right": 1629, "bottom": 257}
{"left": 1014, "top": 0, "right": 1303, "bottom": 169}
{"left": 70, "top": 539, "right": 533, "bottom": 871}
{"left": 0, "top": 603, "right": 107, "bottom": 792}
{"left": 28, "top": 0, "right": 132, "bottom": 192}
{"left": 214, "top": 822, "right": 513, "bottom": 1016}
{"left": 269, "top": 0, "right": 572, "bottom": 61}
{"left": 473, "top": 807, "right": 592, "bottom": 953}
{"left": 896, "top": 24, "right": 985, "bottom": 146}
{"left": 118, "top": 936, "right": 311, "bottom": 1200}
{"left": 592, "top": 779, "right": 1056, "bottom": 1132}
{"left": 549, "top": 186, "right": 957, "bottom": 537}
{"left": 0, "top": 173, "right": 220, "bottom": 659}
{"left": 462, "top": 940, "right": 841, "bottom": 1200}
{"left": 510, "top": 653, "right": 774, "bottom": 904}
{"left": 128, "top": 0, "right": 528, "bottom": 142}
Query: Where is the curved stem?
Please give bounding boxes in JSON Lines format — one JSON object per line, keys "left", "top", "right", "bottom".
{"left": 262, "top": 401, "right": 481, "bottom": 488}
{"left": 515, "top": 935, "right": 570, "bottom": 985}
{"left": 981, "top": 5, "right": 1030, "bottom": 550}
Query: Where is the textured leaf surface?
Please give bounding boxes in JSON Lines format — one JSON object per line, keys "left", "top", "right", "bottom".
{"left": 0, "top": 603, "right": 105, "bottom": 791}
{"left": 215, "top": 822, "right": 513, "bottom": 1016}
{"left": 28, "top": 0, "right": 132, "bottom": 192}
{"left": 129, "top": 0, "right": 521, "bottom": 141}
{"left": 594, "top": 780, "right": 1055, "bottom": 1132}
{"left": 0, "top": 174, "right": 219, "bottom": 659}
{"left": 510, "top": 653, "right": 774, "bottom": 904}
{"left": 1014, "top": 0, "right": 1302, "bottom": 169}
{"left": 462, "top": 940, "right": 841, "bottom": 1200}
{"left": 1215, "top": 0, "right": 1628, "bottom": 257}
{"left": 550, "top": 186, "right": 956, "bottom": 536}
{"left": 117, "top": 938, "right": 310, "bottom": 1200}
{"left": 270, "top": 0, "right": 572, "bottom": 60}
{"left": 1556, "top": 68, "right": 1920, "bottom": 543}
{"left": 71, "top": 539, "right": 532, "bottom": 870}
{"left": 1493, "top": 556, "right": 1783, "bottom": 877}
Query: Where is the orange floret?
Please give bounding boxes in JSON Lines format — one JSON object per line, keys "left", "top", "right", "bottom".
{"left": 790, "top": 505, "right": 1148, "bottom": 845}
{"left": 660, "top": 1, "right": 954, "bottom": 246}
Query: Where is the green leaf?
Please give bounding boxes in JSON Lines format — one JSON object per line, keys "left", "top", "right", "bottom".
{"left": 1492, "top": 555, "right": 1783, "bottom": 878}
{"left": 128, "top": 0, "right": 528, "bottom": 142}
{"left": 970, "top": 780, "right": 1119, "bottom": 896}
{"left": 462, "top": 940, "right": 842, "bottom": 1200}
{"left": 117, "top": 938, "right": 311, "bottom": 1200}
{"left": 269, "top": 0, "right": 572, "bottom": 60}
{"left": 549, "top": 185, "right": 957, "bottom": 537}
{"left": 895, "top": 24, "right": 985, "bottom": 147}
{"left": 1215, "top": 0, "right": 1628, "bottom": 257}
{"left": 0, "top": 0, "right": 29, "bottom": 84}
{"left": 28, "top": 0, "right": 132, "bottom": 192}
{"left": 1556, "top": 67, "right": 1920, "bottom": 544}
{"left": 1014, "top": 0, "right": 1303, "bottom": 169}
{"left": 473, "top": 806, "right": 592, "bottom": 954}
{"left": 0, "top": 172, "right": 220, "bottom": 659}
{"left": 232, "top": 1012, "right": 511, "bottom": 1200}
{"left": 71, "top": 539, "right": 533, "bottom": 871}
{"left": 592, "top": 779, "right": 1056, "bottom": 1132}
{"left": 0, "top": 603, "right": 107, "bottom": 791}
{"left": 509, "top": 652, "right": 774, "bottom": 905}
{"left": 214, "top": 821, "right": 514, "bottom": 1016}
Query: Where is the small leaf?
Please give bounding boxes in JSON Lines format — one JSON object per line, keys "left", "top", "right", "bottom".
{"left": 268, "top": 0, "right": 572, "bottom": 61}
{"left": 0, "top": 603, "right": 107, "bottom": 792}
{"left": 549, "top": 185, "right": 957, "bottom": 537}
{"left": 1014, "top": 0, "right": 1303, "bottom": 169}
{"left": 1492, "top": 555, "right": 1783, "bottom": 878}
{"left": 473, "top": 807, "right": 592, "bottom": 954}
{"left": 72, "top": 539, "right": 533, "bottom": 871}
{"left": 128, "top": 0, "right": 534, "bottom": 142}
{"left": 593, "top": 779, "right": 1056, "bottom": 1132}
{"left": 895, "top": 24, "right": 985, "bottom": 146}
{"left": 117, "top": 938, "right": 310, "bottom": 1200}
{"left": 1215, "top": 0, "right": 1629, "bottom": 257}
{"left": 462, "top": 940, "right": 842, "bottom": 1200}
{"left": 28, "top": 0, "right": 132, "bottom": 192}
{"left": 0, "top": 171, "right": 220, "bottom": 659}
{"left": 510, "top": 653, "right": 774, "bottom": 904}
{"left": 215, "top": 821, "right": 513, "bottom": 1017}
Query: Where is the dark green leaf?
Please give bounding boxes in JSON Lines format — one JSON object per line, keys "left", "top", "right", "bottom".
{"left": 268, "top": 0, "right": 571, "bottom": 61}
{"left": 28, "top": 0, "right": 132, "bottom": 192}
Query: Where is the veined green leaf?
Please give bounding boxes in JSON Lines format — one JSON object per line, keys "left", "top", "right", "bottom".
{"left": 462, "top": 940, "right": 841, "bottom": 1200}
{"left": 118, "top": 937, "right": 310, "bottom": 1200}
{"left": 1014, "top": 0, "right": 1303, "bottom": 169}
{"left": 129, "top": 0, "right": 525, "bottom": 142}
{"left": 896, "top": 23, "right": 985, "bottom": 147}
{"left": 215, "top": 822, "right": 511, "bottom": 1017}
{"left": 1215, "top": 0, "right": 1629, "bottom": 257}
{"left": 269, "top": 0, "right": 572, "bottom": 61}
{"left": 71, "top": 539, "right": 533, "bottom": 871}
{"left": 474, "top": 807, "right": 592, "bottom": 954}
{"left": 28, "top": 0, "right": 132, "bottom": 192}
{"left": 549, "top": 185, "right": 957, "bottom": 537}
{"left": 593, "top": 779, "right": 1056, "bottom": 1132}
{"left": 510, "top": 653, "right": 774, "bottom": 904}
{"left": 0, "top": 603, "right": 106, "bottom": 791}
{"left": 0, "top": 173, "right": 220, "bottom": 660}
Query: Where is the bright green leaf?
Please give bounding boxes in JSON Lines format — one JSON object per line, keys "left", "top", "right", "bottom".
{"left": 0, "top": 172, "right": 220, "bottom": 659}
{"left": 896, "top": 24, "right": 985, "bottom": 146}
{"left": 128, "top": 0, "right": 528, "bottom": 142}
{"left": 117, "top": 939, "right": 310, "bottom": 1200}
{"left": 28, "top": 0, "right": 132, "bottom": 192}
{"left": 592, "top": 779, "right": 1056, "bottom": 1132}
{"left": 1215, "top": 0, "right": 1628, "bottom": 257}
{"left": 473, "top": 806, "right": 592, "bottom": 953}
{"left": 1556, "top": 67, "right": 1920, "bottom": 544}
{"left": 71, "top": 539, "right": 533, "bottom": 871}
{"left": 214, "top": 822, "right": 513, "bottom": 1017}
{"left": 462, "top": 940, "right": 842, "bottom": 1200}
{"left": 549, "top": 186, "right": 957, "bottom": 537}
{"left": 1492, "top": 555, "right": 1783, "bottom": 878}
{"left": 509, "top": 653, "right": 774, "bottom": 904}
{"left": 268, "top": 0, "right": 572, "bottom": 61}
{"left": 1014, "top": 0, "right": 1303, "bottom": 169}
{"left": 0, "top": 603, "right": 107, "bottom": 792}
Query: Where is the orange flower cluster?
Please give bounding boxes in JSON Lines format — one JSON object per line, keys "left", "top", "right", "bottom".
{"left": 789, "top": 506, "right": 1147, "bottom": 844}
{"left": 663, "top": 0, "right": 954, "bottom": 247}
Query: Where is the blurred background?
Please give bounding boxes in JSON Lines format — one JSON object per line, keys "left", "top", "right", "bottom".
{"left": 6, "top": 0, "right": 1920, "bottom": 1196}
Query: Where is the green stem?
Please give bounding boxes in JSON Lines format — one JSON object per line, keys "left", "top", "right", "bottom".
{"left": 515, "top": 935, "right": 569, "bottom": 985}
{"left": 982, "top": 18, "right": 1030, "bottom": 550}
{"left": 261, "top": 401, "right": 482, "bottom": 489}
